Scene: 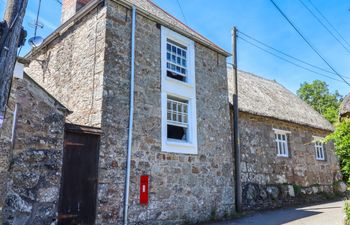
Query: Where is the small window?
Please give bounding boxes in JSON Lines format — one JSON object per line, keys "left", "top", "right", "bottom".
{"left": 275, "top": 132, "right": 289, "bottom": 157}
{"left": 315, "top": 140, "right": 325, "bottom": 160}
{"left": 166, "top": 39, "right": 187, "bottom": 82}
{"left": 167, "top": 96, "right": 188, "bottom": 141}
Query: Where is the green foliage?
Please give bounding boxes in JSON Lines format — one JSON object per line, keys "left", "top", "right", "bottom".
{"left": 293, "top": 184, "right": 302, "bottom": 195}
{"left": 345, "top": 201, "right": 350, "bottom": 225}
{"left": 325, "top": 119, "right": 350, "bottom": 182}
{"left": 297, "top": 80, "right": 343, "bottom": 124}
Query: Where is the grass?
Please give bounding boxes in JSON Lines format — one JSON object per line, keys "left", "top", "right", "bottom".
{"left": 345, "top": 201, "right": 350, "bottom": 225}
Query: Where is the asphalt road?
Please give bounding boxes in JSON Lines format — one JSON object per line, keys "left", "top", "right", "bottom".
{"left": 210, "top": 200, "right": 345, "bottom": 225}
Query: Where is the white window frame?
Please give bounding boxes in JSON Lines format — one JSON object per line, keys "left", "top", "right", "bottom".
{"left": 273, "top": 128, "right": 290, "bottom": 157}
{"left": 313, "top": 136, "right": 326, "bottom": 161}
{"left": 161, "top": 26, "right": 197, "bottom": 154}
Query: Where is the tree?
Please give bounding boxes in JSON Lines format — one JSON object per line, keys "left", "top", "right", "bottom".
{"left": 0, "top": 0, "right": 28, "bottom": 127}
{"left": 297, "top": 80, "right": 343, "bottom": 124}
{"left": 325, "top": 119, "right": 350, "bottom": 182}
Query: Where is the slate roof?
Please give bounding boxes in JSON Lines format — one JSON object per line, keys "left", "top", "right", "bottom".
{"left": 23, "top": 73, "right": 71, "bottom": 114}
{"left": 27, "top": 0, "right": 229, "bottom": 58}
{"left": 227, "top": 67, "right": 334, "bottom": 131}
{"left": 120, "top": 0, "right": 229, "bottom": 56}
{"left": 340, "top": 93, "right": 350, "bottom": 116}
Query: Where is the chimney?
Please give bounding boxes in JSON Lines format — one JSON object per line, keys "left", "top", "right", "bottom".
{"left": 61, "top": 0, "right": 92, "bottom": 23}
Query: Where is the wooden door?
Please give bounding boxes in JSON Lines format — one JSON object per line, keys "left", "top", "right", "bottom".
{"left": 58, "top": 125, "right": 100, "bottom": 225}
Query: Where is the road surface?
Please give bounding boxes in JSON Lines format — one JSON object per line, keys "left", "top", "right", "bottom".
{"left": 211, "top": 200, "right": 345, "bottom": 225}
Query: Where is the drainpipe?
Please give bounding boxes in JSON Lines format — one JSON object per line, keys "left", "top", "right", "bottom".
{"left": 123, "top": 5, "right": 136, "bottom": 225}
{"left": 232, "top": 27, "right": 242, "bottom": 212}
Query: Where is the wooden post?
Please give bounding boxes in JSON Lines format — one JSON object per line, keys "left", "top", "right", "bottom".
{"left": 232, "top": 26, "right": 241, "bottom": 212}
{"left": 0, "top": 0, "right": 28, "bottom": 127}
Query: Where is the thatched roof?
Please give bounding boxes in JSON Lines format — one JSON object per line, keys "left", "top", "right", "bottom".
{"left": 340, "top": 93, "right": 350, "bottom": 116}
{"left": 227, "top": 68, "right": 334, "bottom": 131}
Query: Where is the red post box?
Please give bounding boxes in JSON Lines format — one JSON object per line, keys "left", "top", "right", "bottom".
{"left": 140, "top": 175, "right": 149, "bottom": 205}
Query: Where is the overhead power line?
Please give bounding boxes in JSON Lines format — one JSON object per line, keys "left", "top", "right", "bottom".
{"left": 238, "top": 31, "right": 350, "bottom": 80}
{"left": 307, "top": 0, "right": 350, "bottom": 50}
{"left": 269, "top": 0, "right": 350, "bottom": 87}
{"left": 176, "top": 0, "right": 187, "bottom": 24}
{"left": 238, "top": 36, "right": 344, "bottom": 83}
{"left": 298, "top": 0, "right": 350, "bottom": 54}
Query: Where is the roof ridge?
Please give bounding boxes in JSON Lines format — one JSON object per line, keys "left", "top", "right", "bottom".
{"left": 145, "top": 0, "right": 227, "bottom": 54}
{"left": 227, "top": 66, "right": 277, "bottom": 83}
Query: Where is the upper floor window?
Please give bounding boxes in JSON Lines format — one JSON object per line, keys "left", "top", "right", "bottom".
{"left": 161, "top": 26, "right": 197, "bottom": 154}
{"left": 273, "top": 129, "right": 290, "bottom": 157}
{"left": 313, "top": 136, "right": 325, "bottom": 160}
{"left": 166, "top": 40, "right": 187, "bottom": 82}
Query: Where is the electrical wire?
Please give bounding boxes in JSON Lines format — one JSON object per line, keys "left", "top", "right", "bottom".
{"left": 298, "top": 0, "right": 350, "bottom": 54}
{"left": 238, "top": 35, "right": 344, "bottom": 83}
{"left": 307, "top": 0, "right": 350, "bottom": 50}
{"left": 269, "top": 0, "right": 350, "bottom": 87}
{"left": 238, "top": 30, "right": 350, "bottom": 80}
{"left": 176, "top": 0, "right": 187, "bottom": 24}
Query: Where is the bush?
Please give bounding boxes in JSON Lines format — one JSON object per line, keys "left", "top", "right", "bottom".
{"left": 345, "top": 201, "right": 350, "bottom": 225}
{"left": 325, "top": 119, "right": 350, "bottom": 182}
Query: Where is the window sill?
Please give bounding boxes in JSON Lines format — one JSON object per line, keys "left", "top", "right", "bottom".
{"left": 316, "top": 158, "right": 326, "bottom": 161}
{"left": 277, "top": 155, "right": 289, "bottom": 158}
{"left": 162, "top": 139, "right": 197, "bottom": 154}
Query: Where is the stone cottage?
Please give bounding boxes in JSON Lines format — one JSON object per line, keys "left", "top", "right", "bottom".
{"left": 340, "top": 93, "right": 350, "bottom": 120}
{"left": 228, "top": 68, "right": 342, "bottom": 210}
{"left": 24, "top": 0, "right": 235, "bottom": 224}
{"left": 0, "top": 64, "right": 69, "bottom": 224}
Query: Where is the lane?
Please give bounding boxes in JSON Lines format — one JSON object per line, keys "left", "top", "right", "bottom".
{"left": 209, "top": 201, "right": 344, "bottom": 225}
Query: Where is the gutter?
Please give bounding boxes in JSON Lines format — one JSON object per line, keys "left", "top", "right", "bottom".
{"left": 123, "top": 5, "right": 136, "bottom": 225}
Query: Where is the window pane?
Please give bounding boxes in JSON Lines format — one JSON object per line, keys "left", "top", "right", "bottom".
{"left": 166, "top": 40, "right": 188, "bottom": 79}
{"left": 278, "top": 142, "right": 282, "bottom": 155}
{"left": 167, "top": 97, "right": 189, "bottom": 128}
{"left": 167, "top": 112, "right": 171, "bottom": 120}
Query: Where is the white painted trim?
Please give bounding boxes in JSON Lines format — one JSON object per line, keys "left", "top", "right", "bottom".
{"left": 273, "top": 128, "right": 291, "bottom": 134}
{"left": 161, "top": 26, "right": 197, "bottom": 154}
{"left": 11, "top": 104, "right": 18, "bottom": 143}
{"left": 314, "top": 137, "right": 326, "bottom": 161}
{"left": 275, "top": 132, "right": 289, "bottom": 157}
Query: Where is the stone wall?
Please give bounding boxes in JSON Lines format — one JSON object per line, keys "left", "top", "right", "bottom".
{"left": 238, "top": 111, "right": 342, "bottom": 210}
{"left": 97, "top": 1, "right": 234, "bottom": 224}
{"left": 25, "top": 3, "right": 106, "bottom": 127}
{"left": 0, "top": 91, "right": 16, "bottom": 224}
{"left": 0, "top": 76, "right": 67, "bottom": 225}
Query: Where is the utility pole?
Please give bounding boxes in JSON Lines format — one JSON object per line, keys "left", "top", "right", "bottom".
{"left": 232, "top": 26, "right": 241, "bottom": 212}
{"left": 0, "top": 0, "right": 28, "bottom": 127}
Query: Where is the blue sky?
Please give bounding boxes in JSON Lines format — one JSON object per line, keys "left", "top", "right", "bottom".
{"left": 1, "top": 0, "right": 349, "bottom": 96}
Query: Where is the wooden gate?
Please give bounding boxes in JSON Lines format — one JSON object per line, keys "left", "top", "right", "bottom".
{"left": 58, "top": 124, "right": 101, "bottom": 225}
